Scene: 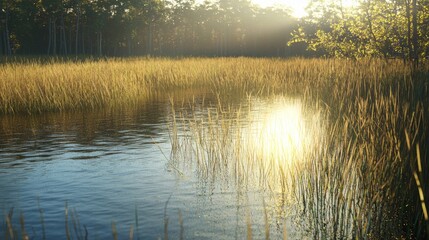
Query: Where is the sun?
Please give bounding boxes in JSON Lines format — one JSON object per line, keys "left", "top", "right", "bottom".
{"left": 251, "top": 0, "right": 310, "bottom": 18}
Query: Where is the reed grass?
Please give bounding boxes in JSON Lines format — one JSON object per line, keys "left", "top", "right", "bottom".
{"left": 167, "top": 58, "right": 429, "bottom": 238}
{"left": 2, "top": 57, "right": 419, "bottom": 114}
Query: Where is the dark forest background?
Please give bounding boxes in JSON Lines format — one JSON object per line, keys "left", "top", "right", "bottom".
{"left": 1, "top": 0, "right": 428, "bottom": 61}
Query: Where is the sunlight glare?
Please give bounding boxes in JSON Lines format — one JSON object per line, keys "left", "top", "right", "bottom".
{"left": 258, "top": 104, "right": 305, "bottom": 160}
{"left": 246, "top": 98, "right": 319, "bottom": 166}
{"left": 251, "top": 0, "right": 309, "bottom": 18}
{"left": 251, "top": 0, "right": 358, "bottom": 18}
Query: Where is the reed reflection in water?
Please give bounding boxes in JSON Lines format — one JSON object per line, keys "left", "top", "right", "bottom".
{"left": 170, "top": 96, "right": 323, "bottom": 200}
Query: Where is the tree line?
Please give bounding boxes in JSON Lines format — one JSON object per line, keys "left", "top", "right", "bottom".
{"left": 0, "top": 0, "right": 302, "bottom": 57}
{"left": 0, "top": 0, "right": 428, "bottom": 60}
{"left": 291, "top": 0, "right": 429, "bottom": 64}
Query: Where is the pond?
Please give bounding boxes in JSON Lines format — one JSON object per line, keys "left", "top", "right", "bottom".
{"left": 0, "top": 94, "right": 321, "bottom": 239}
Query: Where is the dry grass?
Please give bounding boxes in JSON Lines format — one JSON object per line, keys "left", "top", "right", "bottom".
{"left": 1, "top": 57, "right": 415, "bottom": 114}
{"left": 167, "top": 58, "right": 429, "bottom": 239}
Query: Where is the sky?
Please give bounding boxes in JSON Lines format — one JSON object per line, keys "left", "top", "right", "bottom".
{"left": 194, "top": 0, "right": 310, "bottom": 18}
{"left": 251, "top": 0, "right": 309, "bottom": 18}
{"left": 252, "top": 0, "right": 359, "bottom": 18}
{"left": 194, "top": 0, "right": 358, "bottom": 18}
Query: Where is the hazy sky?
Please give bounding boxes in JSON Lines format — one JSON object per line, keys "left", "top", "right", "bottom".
{"left": 195, "top": 0, "right": 358, "bottom": 18}
{"left": 251, "top": 0, "right": 308, "bottom": 17}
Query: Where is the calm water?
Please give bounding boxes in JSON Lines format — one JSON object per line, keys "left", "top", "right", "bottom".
{"left": 0, "top": 95, "right": 315, "bottom": 239}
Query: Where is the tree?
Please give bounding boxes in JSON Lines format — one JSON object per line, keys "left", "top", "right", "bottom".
{"left": 0, "top": 0, "right": 12, "bottom": 55}
{"left": 412, "top": 0, "right": 419, "bottom": 66}
{"left": 1, "top": 0, "right": 426, "bottom": 58}
{"left": 289, "top": 0, "right": 428, "bottom": 60}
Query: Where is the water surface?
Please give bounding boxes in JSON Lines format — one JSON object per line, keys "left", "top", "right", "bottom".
{"left": 0, "top": 95, "right": 318, "bottom": 239}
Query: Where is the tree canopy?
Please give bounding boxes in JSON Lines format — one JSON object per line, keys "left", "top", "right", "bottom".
{"left": 290, "top": 0, "right": 428, "bottom": 62}
{"left": 0, "top": 0, "right": 428, "bottom": 60}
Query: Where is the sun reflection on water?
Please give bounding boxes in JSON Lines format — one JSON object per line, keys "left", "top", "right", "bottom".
{"left": 170, "top": 96, "right": 322, "bottom": 195}
{"left": 247, "top": 99, "right": 317, "bottom": 163}
{"left": 257, "top": 102, "right": 306, "bottom": 162}
{"left": 167, "top": 96, "right": 325, "bottom": 237}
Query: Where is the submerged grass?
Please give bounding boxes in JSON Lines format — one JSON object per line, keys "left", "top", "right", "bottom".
{"left": 2, "top": 202, "right": 278, "bottom": 240}
{"left": 2, "top": 205, "right": 137, "bottom": 240}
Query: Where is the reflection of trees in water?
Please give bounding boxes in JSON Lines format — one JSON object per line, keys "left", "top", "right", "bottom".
{"left": 0, "top": 102, "right": 163, "bottom": 145}
{"left": 0, "top": 90, "right": 220, "bottom": 169}
{"left": 0, "top": 100, "right": 163, "bottom": 170}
